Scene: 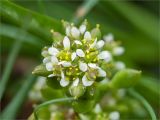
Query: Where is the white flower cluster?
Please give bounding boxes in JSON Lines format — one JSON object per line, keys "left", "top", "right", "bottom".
{"left": 41, "top": 21, "right": 125, "bottom": 89}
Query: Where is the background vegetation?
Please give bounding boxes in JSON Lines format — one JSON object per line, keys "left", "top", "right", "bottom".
{"left": 0, "top": 0, "right": 159, "bottom": 119}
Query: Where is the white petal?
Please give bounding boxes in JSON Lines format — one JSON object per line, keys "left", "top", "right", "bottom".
{"left": 109, "top": 111, "right": 120, "bottom": 120}
{"left": 76, "top": 49, "right": 85, "bottom": 57}
{"left": 48, "top": 47, "right": 59, "bottom": 56}
{"left": 115, "top": 61, "right": 125, "bottom": 70}
{"left": 113, "top": 47, "right": 124, "bottom": 56}
{"left": 96, "top": 40, "right": 104, "bottom": 49}
{"left": 90, "top": 38, "right": 97, "bottom": 48}
{"left": 60, "top": 78, "right": 69, "bottom": 87}
{"left": 66, "top": 26, "right": 71, "bottom": 36}
{"left": 46, "top": 62, "right": 53, "bottom": 71}
{"left": 71, "top": 27, "right": 80, "bottom": 38}
{"left": 58, "top": 61, "right": 71, "bottom": 67}
{"left": 84, "top": 31, "right": 91, "bottom": 41}
{"left": 71, "top": 52, "right": 77, "bottom": 61}
{"left": 98, "top": 51, "right": 112, "bottom": 61}
{"left": 98, "top": 68, "right": 106, "bottom": 77}
{"left": 79, "top": 24, "right": 86, "bottom": 34}
{"left": 72, "top": 78, "right": 79, "bottom": 87}
{"left": 48, "top": 74, "right": 55, "bottom": 77}
{"left": 43, "top": 57, "right": 50, "bottom": 64}
{"left": 88, "top": 63, "right": 97, "bottom": 69}
{"left": 60, "top": 71, "right": 69, "bottom": 87}
{"left": 104, "top": 33, "right": 114, "bottom": 42}
{"left": 82, "top": 75, "right": 94, "bottom": 86}
{"left": 51, "top": 56, "right": 58, "bottom": 64}
{"left": 79, "top": 62, "right": 88, "bottom": 72}
{"left": 63, "top": 36, "right": 70, "bottom": 49}
{"left": 74, "top": 40, "right": 82, "bottom": 45}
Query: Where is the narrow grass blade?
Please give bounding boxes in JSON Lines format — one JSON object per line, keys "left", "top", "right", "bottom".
{"left": 0, "top": 40, "right": 22, "bottom": 100}
{"left": 72, "top": 0, "right": 99, "bottom": 24}
{"left": 0, "top": 24, "right": 43, "bottom": 46}
{"left": 0, "top": 75, "right": 36, "bottom": 119}
{"left": 128, "top": 88, "right": 157, "bottom": 120}
{"left": 108, "top": 1, "right": 158, "bottom": 41}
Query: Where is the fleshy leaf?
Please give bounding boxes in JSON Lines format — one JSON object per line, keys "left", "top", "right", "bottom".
{"left": 109, "top": 69, "right": 141, "bottom": 89}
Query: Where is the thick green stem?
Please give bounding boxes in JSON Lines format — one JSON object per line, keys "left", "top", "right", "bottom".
{"left": 34, "top": 97, "right": 75, "bottom": 120}
{"left": 128, "top": 88, "right": 157, "bottom": 120}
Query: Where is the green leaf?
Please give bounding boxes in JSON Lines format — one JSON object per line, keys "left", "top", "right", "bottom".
{"left": 0, "top": 1, "right": 62, "bottom": 42}
{"left": 109, "top": 69, "right": 141, "bottom": 89}
{"left": 41, "top": 86, "right": 63, "bottom": 100}
{"left": 0, "top": 23, "right": 43, "bottom": 46}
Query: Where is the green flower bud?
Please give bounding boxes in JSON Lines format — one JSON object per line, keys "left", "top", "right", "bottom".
{"left": 32, "top": 64, "right": 52, "bottom": 77}
{"left": 69, "top": 84, "right": 85, "bottom": 98}
{"left": 109, "top": 69, "right": 141, "bottom": 89}
{"left": 52, "top": 31, "right": 64, "bottom": 43}
{"left": 91, "top": 24, "right": 101, "bottom": 39}
{"left": 72, "top": 99, "right": 95, "bottom": 113}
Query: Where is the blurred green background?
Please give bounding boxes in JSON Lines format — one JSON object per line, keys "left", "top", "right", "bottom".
{"left": 0, "top": 0, "right": 159, "bottom": 119}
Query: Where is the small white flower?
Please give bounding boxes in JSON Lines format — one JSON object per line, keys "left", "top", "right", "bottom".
{"left": 88, "top": 63, "right": 97, "bottom": 69}
{"left": 104, "top": 33, "right": 114, "bottom": 43}
{"left": 71, "top": 27, "right": 80, "bottom": 38}
{"left": 113, "top": 47, "right": 124, "bottom": 56}
{"left": 109, "top": 111, "right": 120, "bottom": 120}
{"left": 98, "top": 68, "right": 106, "bottom": 77}
{"left": 79, "top": 62, "right": 88, "bottom": 72}
{"left": 60, "top": 72, "right": 69, "bottom": 87}
{"left": 51, "top": 56, "right": 58, "bottom": 64}
{"left": 90, "top": 38, "right": 97, "bottom": 48}
{"left": 43, "top": 57, "right": 50, "bottom": 64}
{"left": 63, "top": 36, "right": 70, "bottom": 50}
{"left": 48, "top": 47, "right": 59, "bottom": 56}
{"left": 79, "top": 24, "right": 86, "bottom": 34}
{"left": 74, "top": 40, "right": 82, "bottom": 45}
{"left": 98, "top": 51, "right": 112, "bottom": 62}
{"left": 71, "top": 52, "right": 77, "bottom": 61}
{"left": 72, "top": 78, "right": 79, "bottom": 87}
{"left": 76, "top": 49, "right": 85, "bottom": 57}
{"left": 84, "top": 31, "right": 91, "bottom": 41}
{"left": 58, "top": 61, "right": 71, "bottom": 67}
{"left": 46, "top": 62, "right": 53, "bottom": 71}
{"left": 96, "top": 40, "right": 104, "bottom": 49}
{"left": 115, "top": 61, "right": 125, "bottom": 70}
{"left": 82, "top": 75, "right": 94, "bottom": 86}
